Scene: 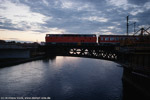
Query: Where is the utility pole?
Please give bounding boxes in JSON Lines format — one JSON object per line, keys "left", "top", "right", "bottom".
{"left": 134, "top": 22, "right": 136, "bottom": 34}
{"left": 141, "top": 28, "right": 144, "bottom": 36}
{"left": 127, "top": 16, "right": 129, "bottom": 36}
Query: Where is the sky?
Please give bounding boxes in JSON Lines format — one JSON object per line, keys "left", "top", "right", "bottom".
{"left": 0, "top": 0, "right": 150, "bottom": 42}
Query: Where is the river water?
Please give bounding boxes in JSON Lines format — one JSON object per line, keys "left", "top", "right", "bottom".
{"left": 0, "top": 56, "right": 123, "bottom": 100}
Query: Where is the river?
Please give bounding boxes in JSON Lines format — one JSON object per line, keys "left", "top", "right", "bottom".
{"left": 0, "top": 56, "right": 123, "bottom": 100}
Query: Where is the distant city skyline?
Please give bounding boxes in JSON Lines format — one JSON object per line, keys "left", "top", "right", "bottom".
{"left": 0, "top": 0, "right": 150, "bottom": 42}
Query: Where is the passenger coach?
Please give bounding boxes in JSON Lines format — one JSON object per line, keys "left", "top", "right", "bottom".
{"left": 98, "top": 35, "right": 139, "bottom": 45}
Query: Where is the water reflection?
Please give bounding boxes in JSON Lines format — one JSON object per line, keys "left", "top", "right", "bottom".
{"left": 42, "top": 56, "right": 56, "bottom": 62}
{"left": 0, "top": 56, "right": 123, "bottom": 100}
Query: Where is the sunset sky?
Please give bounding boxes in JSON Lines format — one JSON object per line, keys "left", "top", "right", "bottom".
{"left": 0, "top": 0, "right": 150, "bottom": 42}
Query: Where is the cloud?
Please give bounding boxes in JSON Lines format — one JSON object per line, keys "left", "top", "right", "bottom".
{"left": 107, "top": 0, "right": 128, "bottom": 7}
{"left": 60, "top": 0, "right": 94, "bottom": 11}
{"left": 130, "top": 9, "right": 144, "bottom": 15}
{"left": 81, "top": 16, "right": 108, "bottom": 22}
{"left": 128, "top": 1, "right": 150, "bottom": 16}
{"left": 144, "top": 2, "right": 150, "bottom": 10}
{"left": 95, "top": 31, "right": 114, "bottom": 35}
{"left": 108, "top": 26, "right": 115, "bottom": 29}
{"left": 100, "top": 29, "right": 110, "bottom": 32}
{"left": 42, "top": 0, "right": 49, "bottom": 6}
{"left": 61, "top": 1, "right": 73, "bottom": 9}
{"left": 45, "top": 27, "right": 66, "bottom": 34}
{"left": 0, "top": 0, "right": 51, "bottom": 31}
{"left": 106, "top": 0, "right": 129, "bottom": 10}
{"left": 128, "top": 0, "right": 150, "bottom": 5}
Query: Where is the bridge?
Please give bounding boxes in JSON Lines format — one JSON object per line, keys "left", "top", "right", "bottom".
{"left": 0, "top": 43, "right": 30, "bottom": 59}
{"left": 45, "top": 44, "right": 118, "bottom": 61}
{"left": 44, "top": 27, "right": 150, "bottom": 72}
{"left": 44, "top": 37, "right": 150, "bottom": 74}
{"left": 44, "top": 27, "right": 150, "bottom": 66}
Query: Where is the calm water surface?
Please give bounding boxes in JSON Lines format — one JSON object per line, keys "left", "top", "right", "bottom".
{"left": 0, "top": 56, "right": 123, "bottom": 100}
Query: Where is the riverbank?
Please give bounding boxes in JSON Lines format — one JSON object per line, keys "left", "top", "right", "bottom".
{"left": 0, "top": 56, "right": 45, "bottom": 68}
{"left": 122, "top": 68, "right": 150, "bottom": 99}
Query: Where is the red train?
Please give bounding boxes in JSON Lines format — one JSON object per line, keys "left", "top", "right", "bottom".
{"left": 98, "top": 35, "right": 139, "bottom": 45}
{"left": 45, "top": 34, "right": 97, "bottom": 45}
{"left": 45, "top": 34, "right": 139, "bottom": 45}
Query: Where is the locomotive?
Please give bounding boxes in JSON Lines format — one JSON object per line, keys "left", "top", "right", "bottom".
{"left": 45, "top": 34, "right": 139, "bottom": 46}
{"left": 45, "top": 34, "right": 97, "bottom": 45}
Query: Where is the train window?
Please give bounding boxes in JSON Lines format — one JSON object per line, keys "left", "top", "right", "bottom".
{"left": 110, "top": 37, "right": 114, "bottom": 41}
{"left": 105, "top": 37, "right": 109, "bottom": 41}
{"left": 116, "top": 37, "right": 119, "bottom": 41}
{"left": 121, "top": 37, "right": 125, "bottom": 40}
{"left": 130, "top": 37, "right": 133, "bottom": 40}
{"left": 101, "top": 37, "right": 103, "bottom": 41}
{"left": 136, "top": 37, "right": 139, "bottom": 40}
